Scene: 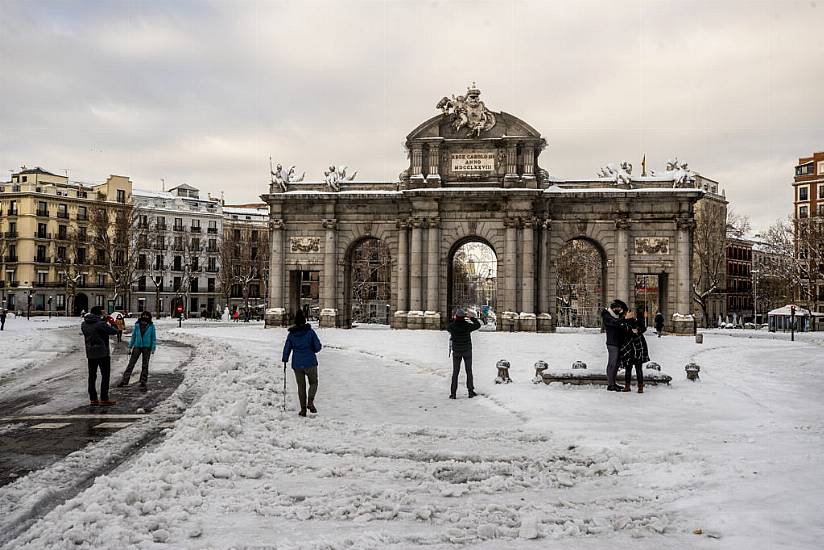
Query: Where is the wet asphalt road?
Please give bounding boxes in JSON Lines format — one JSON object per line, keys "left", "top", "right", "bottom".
{"left": 0, "top": 332, "right": 191, "bottom": 488}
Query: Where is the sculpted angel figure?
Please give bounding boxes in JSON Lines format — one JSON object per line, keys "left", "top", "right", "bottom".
{"left": 269, "top": 159, "right": 305, "bottom": 192}
{"left": 435, "top": 84, "right": 496, "bottom": 137}
{"left": 323, "top": 164, "right": 357, "bottom": 191}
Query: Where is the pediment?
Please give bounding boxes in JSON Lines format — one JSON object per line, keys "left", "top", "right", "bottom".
{"left": 406, "top": 111, "right": 542, "bottom": 144}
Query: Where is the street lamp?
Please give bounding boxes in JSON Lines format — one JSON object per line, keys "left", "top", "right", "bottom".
{"left": 48, "top": 295, "right": 53, "bottom": 319}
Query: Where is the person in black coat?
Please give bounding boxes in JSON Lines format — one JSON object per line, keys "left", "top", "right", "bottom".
{"left": 621, "top": 307, "right": 650, "bottom": 393}
{"left": 446, "top": 308, "right": 481, "bottom": 399}
{"left": 654, "top": 310, "right": 665, "bottom": 337}
{"left": 601, "top": 299, "right": 628, "bottom": 391}
{"left": 81, "top": 305, "right": 118, "bottom": 406}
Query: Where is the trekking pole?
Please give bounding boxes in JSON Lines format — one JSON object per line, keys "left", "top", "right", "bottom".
{"left": 282, "top": 362, "right": 287, "bottom": 412}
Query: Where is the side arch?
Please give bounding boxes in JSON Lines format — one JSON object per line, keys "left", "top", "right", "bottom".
{"left": 341, "top": 235, "right": 393, "bottom": 328}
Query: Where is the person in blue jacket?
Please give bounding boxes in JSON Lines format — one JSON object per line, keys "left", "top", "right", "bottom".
{"left": 282, "top": 309, "right": 323, "bottom": 417}
{"left": 118, "top": 310, "right": 157, "bottom": 391}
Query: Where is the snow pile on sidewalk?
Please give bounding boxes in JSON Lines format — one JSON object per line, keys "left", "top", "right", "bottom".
{"left": 4, "top": 324, "right": 824, "bottom": 549}
{"left": 0, "top": 317, "right": 79, "bottom": 380}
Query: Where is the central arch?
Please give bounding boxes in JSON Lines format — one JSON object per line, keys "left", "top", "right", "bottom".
{"left": 343, "top": 237, "right": 393, "bottom": 327}
{"left": 555, "top": 237, "right": 606, "bottom": 327}
{"left": 446, "top": 237, "right": 498, "bottom": 329}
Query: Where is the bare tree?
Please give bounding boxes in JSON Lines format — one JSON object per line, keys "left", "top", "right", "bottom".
{"left": 55, "top": 226, "right": 83, "bottom": 316}
{"left": 135, "top": 211, "right": 172, "bottom": 315}
{"left": 218, "top": 229, "right": 235, "bottom": 313}
{"left": 761, "top": 215, "right": 824, "bottom": 312}
{"left": 91, "top": 204, "right": 140, "bottom": 310}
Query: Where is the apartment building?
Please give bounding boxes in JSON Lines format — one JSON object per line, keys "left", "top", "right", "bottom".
{"left": 793, "top": 151, "right": 824, "bottom": 313}
{"left": 130, "top": 184, "right": 223, "bottom": 317}
{"left": 725, "top": 237, "right": 753, "bottom": 322}
{"left": 222, "top": 204, "right": 269, "bottom": 315}
{"left": 0, "top": 167, "right": 131, "bottom": 315}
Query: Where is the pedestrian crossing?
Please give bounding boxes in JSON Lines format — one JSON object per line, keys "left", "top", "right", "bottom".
{"left": 0, "top": 413, "right": 177, "bottom": 432}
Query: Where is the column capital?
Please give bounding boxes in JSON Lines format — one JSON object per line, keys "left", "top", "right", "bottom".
{"left": 396, "top": 218, "right": 410, "bottom": 229}
{"left": 269, "top": 218, "right": 285, "bottom": 230}
{"left": 427, "top": 217, "right": 440, "bottom": 228}
{"left": 322, "top": 218, "right": 337, "bottom": 230}
{"left": 521, "top": 216, "right": 537, "bottom": 229}
{"left": 541, "top": 218, "right": 552, "bottom": 229}
{"left": 615, "top": 218, "right": 631, "bottom": 231}
{"left": 410, "top": 218, "right": 425, "bottom": 229}
{"left": 676, "top": 218, "right": 696, "bottom": 230}
{"left": 503, "top": 216, "right": 520, "bottom": 228}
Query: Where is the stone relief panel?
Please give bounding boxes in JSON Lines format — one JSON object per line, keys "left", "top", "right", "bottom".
{"left": 290, "top": 236, "right": 321, "bottom": 253}
{"left": 634, "top": 237, "right": 670, "bottom": 255}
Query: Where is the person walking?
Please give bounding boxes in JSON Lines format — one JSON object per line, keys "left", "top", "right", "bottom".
{"left": 654, "top": 310, "right": 664, "bottom": 338}
{"left": 282, "top": 310, "right": 322, "bottom": 417}
{"left": 446, "top": 308, "right": 482, "bottom": 399}
{"left": 114, "top": 313, "right": 126, "bottom": 343}
{"left": 81, "top": 305, "right": 118, "bottom": 406}
{"left": 621, "top": 307, "right": 650, "bottom": 393}
{"left": 601, "top": 299, "right": 628, "bottom": 392}
{"left": 233, "top": 309, "right": 240, "bottom": 323}
{"left": 118, "top": 311, "right": 156, "bottom": 391}
{"left": 0, "top": 308, "right": 6, "bottom": 331}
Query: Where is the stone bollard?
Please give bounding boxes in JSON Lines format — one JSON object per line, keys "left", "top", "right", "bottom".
{"left": 644, "top": 361, "right": 661, "bottom": 371}
{"left": 532, "top": 360, "right": 548, "bottom": 384}
{"left": 685, "top": 362, "right": 701, "bottom": 381}
{"left": 571, "top": 360, "right": 587, "bottom": 369}
{"left": 495, "top": 359, "right": 513, "bottom": 384}
{"left": 695, "top": 333, "right": 704, "bottom": 344}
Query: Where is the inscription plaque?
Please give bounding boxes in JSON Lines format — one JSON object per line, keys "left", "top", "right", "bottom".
{"left": 451, "top": 151, "right": 495, "bottom": 173}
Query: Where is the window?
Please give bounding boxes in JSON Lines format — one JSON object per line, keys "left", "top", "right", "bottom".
{"left": 208, "top": 278, "right": 216, "bottom": 292}
{"left": 77, "top": 248, "right": 86, "bottom": 264}
{"left": 155, "top": 254, "right": 164, "bottom": 270}
{"left": 116, "top": 189, "right": 125, "bottom": 203}
{"left": 58, "top": 225, "right": 67, "bottom": 239}
{"left": 155, "top": 276, "right": 164, "bottom": 291}
{"left": 36, "top": 271, "right": 47, "bottom": 285}
{"left": 173, "top": 256, "right": 182, "bottom": 271}
{"left": 98, "top": 274, "right": 106, "bottom": 287}
{"left": 95, "top": 295, "right": 104, "bottom": 307}
{"left": 173, "top": 277, "right": 182, "bottom": 291}
{"left": 819, "top": 204, "right": 824, "bottom": 217}
{"left": 799, "top": 187, "right": 809, "bottom": 201}
{"left": 207, "top": 257, "right": 217, "bottom": 271}
{"left": 819, "top": 185, "right": 824, "bottom": 200}
{"left": 36, "top": 245, "right": 47, "bottom": 262}
{"left": 37, "top": 223, "right": 47, "bottom": 238}
{"left": 139, "top": 214, "right": 148, "bottom": 228}
{"left": 9, "top": 200, "right": 17, "bottom": 215}
{"left": 174, "top": 218, "right": 183, "bottom": 231}
{"left": 190, "top": 278, "right": 199, "bottom": 292}
{"left": 156, "top": 216, "right": 167, "bottom": 230}
{"left": 191, "top": 219, "right": 201, "bottom": 231}
{"left": 800, "top": 206, "right": 809, "bottom": 218}
{"left": 37, "top": 201, "right": 48, "bottom": 216}
{"left": 57, "top": 246, "right": 66, "bottom": 261}
{"left": 138, "top": 254, "right": 147, "bottom": 270}
{"left": 818, "top": 161, "right": 824, "bottom": 175}
{"left": 77, "top": 206, "right": 88, "bottom": 221}
{"left": 797, "top": 163, "right": 814, "bottom": 176}
{"left": 208, "top": 238, "right": 217, "bottom": 252}
{"left": 137, "top": 276, "right": 146, "bottom": 291}
{"left": 208, "top": 220, "right": 217, "bottom": 233}
{"left": 56, "top": 295, "right": 65, "bottom": 309}
{"left": 191, "top": 257, "right": 199, "bottom": 271}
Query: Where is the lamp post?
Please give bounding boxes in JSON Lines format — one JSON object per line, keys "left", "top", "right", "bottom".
{"left": 751, "top": 269, "right": 759, "bottom": 326}
{"left": 790, "top": 304, "right": 796, "bottom": 342}
{"left": 48, "top": 295, "right": 53, "bottom": 319}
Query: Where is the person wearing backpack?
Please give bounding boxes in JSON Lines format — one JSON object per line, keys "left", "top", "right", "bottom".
{"left": 81, "top": 305, "right": 119, "bottom": 406}
{"left": 118, "top": 311, "right": 157, "bottom": 391}
{"left": 282, "top": 310, "right": 323, "bottom": 417}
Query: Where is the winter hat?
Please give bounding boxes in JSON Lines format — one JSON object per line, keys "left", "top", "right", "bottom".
{"left": 294, "top": 309, "right": 307, "bottom": 326}
{"left": 455, "top": 308, "right": 466, "bottom": 318}
{"left": 90, "top": 305, "right": 104, "bottom": 316}
{"left": 609, "top": 299, "right": 629, "bottom": 313}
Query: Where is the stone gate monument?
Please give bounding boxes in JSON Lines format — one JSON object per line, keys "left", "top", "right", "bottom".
{"left": 262, "top": 84, "right": 703, "bottom": 333}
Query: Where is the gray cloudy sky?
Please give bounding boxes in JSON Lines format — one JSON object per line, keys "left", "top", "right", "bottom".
{"left": 1, "top": 0, "right": 822, "bottom": 230}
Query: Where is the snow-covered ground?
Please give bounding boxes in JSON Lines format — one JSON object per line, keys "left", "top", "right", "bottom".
{"left": 0, "top": 316, "right": 79, "bottom": 381}
{"left": 3, "top": 321, "right": 824, "bottom": 549}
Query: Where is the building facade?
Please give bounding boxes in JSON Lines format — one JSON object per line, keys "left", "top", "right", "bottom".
{"left": 222, "top": 204, "right": 270, "bottom": 315}
{"left": 725, "top": 237, "right": 753, "bottom": 323}
{"left": 793, "top": 151, "right": 824, "bottom": 313}
{"left": 692, "top": 175, "right": 728, "bottom": 326}
{"left": 130, "top": 184, "right": 223, "bottom": 317}
{"left": 262, "top": 86, "right": 705, "bottom": 333}
{"left": 0, "top": 167, "right": 132, "bottom": 315}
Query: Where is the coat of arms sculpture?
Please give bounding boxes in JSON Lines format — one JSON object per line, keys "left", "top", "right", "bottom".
{"left": 436, "top": 83, "right": 497, "bottom": 138}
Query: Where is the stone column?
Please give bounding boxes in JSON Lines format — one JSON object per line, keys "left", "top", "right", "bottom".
{"left": 320, "top": 218, "right": 337, "bottom": 328}
{"left": 411, "top": 145, "right": 423, "bottom": 177}
{"left": 408, "top": 220, "right": 424, "bottom": 328}
{"left": 614, "top": 218, "right": 631, "bottom": 306}
{"left": 519, "top": 218, "right": 536, "bottom": 331}
{"left": 501, "top": 217, "right": 519, "bottom": 331}
{"left": 673, "top": 218, "right": 695, "bottom": 334}
{"left": 427, "top": 144, "right": 440, "bottom": 177}
{"left": 395, "top": 220, "right": 409, "bottom": 326}
{"left": 265, "top": 218, "right": 286, "bottom": 327}
{"left": 537, "top": 219, "right": 553, "bottom": 332}
{"left": 523, "top": 145, "right": 534, "bottom": 176}
{"left": 425, "top": 218, "right": 441, "bottom": 329}
{"left": 506, "top": 144, "right": 518, "bottom": 176}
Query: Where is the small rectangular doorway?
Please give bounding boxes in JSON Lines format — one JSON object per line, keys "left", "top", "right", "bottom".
{"left": 289, "top": 270, "right": 320, "bottom": 322}
{"left": 634, "top": 273, "right": 666, "bottom": 321}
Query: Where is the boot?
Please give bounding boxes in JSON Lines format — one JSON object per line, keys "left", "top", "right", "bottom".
{"left": 298, "top": 409, "right": 307, "bottom": 417}
{"left": 637, "top": 384, "right": 644, "bottom": 394}
{"left": 307, "top": 401, "right": 317, "bottom": 414}
{"left": 99, "top": 399, "right": 117, "bottom": 406}
{"left": 449, "top": 394, "right": 456, "bottom": 399}
{"left": 139, "top": 382, "right": 148, "bottom": 392}
{"left": 89, "top": 399, "right": 100, "bottom": 406}
{"left": 468, "top": 390, "right": 477, "bottom": 398}
{"left": 116, "top": 379, "right": 128, "bottom": 388}
{"left": 622, "top": 385, "right": 631, "bottom": 392}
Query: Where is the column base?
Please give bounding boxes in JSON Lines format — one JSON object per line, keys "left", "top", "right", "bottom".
{"left": 264, "top": 308, "right": 287, "bottom": 328}
{"left": 536, "top": 313, "right": 555, "bottom": 333}
{"left": 406, "top": 310, "right": 424, "bottom": 330}
{"left": 499, "top": 311, "right": 519, "bottom": 332}
{"left": 425, "top": 175, "right": 441, "bottom": 188}
{"left": 393, "top": 311, "right": 408, "bottom": 329}
{"left": 671, "top": 313, "right": 696, "bottom": 335}
{"left": 319, "top": 308, "right": 338, "bottom": 328}
{"left": 518, "top": 312, "right": 537, "bottom": 332}
{"left": 423, "top": 311, "right": 441, "bottom": 330}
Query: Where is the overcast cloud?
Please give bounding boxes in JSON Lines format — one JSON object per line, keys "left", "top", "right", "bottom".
{"left": 1, "top": 0, "right": 822, "bottom": 230}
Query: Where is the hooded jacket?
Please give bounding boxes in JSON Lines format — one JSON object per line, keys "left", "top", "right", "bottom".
{"left": 601, "top": 308, "right": 627, "bottom": 347}
{"left": 129, "top": 319, "right": 157, "bottom": 351}
{"left": 446, "top": 317, "right": 482, "bottom": 353}
{"left": 282, "top": 324, "right": 322, "bottom": 370}
{"left": 81, "top": 313, "right": 118, "bottom": 359}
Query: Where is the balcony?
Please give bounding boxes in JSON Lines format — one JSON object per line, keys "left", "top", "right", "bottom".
{"left": 3, "top": 231, "right": 17, "bottom": 238}
{"left": 36, "top": 208, "right": 50, "bottom": 217}
{"left": 206, "top": 267, "right": 219, "bottom": 273}
{"left": 173, "top": 225, "right": 185, "bottom": 232}
{"left": 34, "top": 232, "right": 52, "bottom": 240}
{"left": 207, "top": 227, "right": 218, "bottom": 234}
{"left": 57, "top": 211, "right": 69, "bottom": 219}
{"left": 190, "top": 226, "right": 201, "bottom": 233}
{"left": 7, "top": 208, "right": 18, "bottom": 216}
{"left": 4, "top": 256, "right": 18, "bottom": 263}
{"left": 34, "top": 256, "right": 51, "bottom": 264}
{"left": 76, "top": 213, "right": 88, "bottom": 222}
{"left": 156, "top": 224, "right": 167, "bottom": 231}
{"left": 206, "top": 247, "right": 218, "bottom": 253}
